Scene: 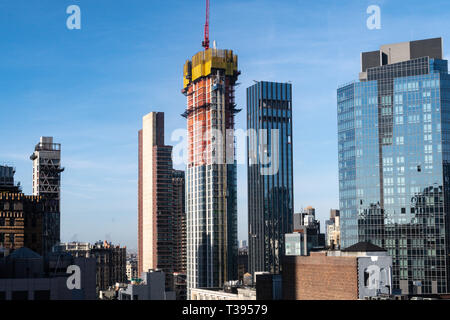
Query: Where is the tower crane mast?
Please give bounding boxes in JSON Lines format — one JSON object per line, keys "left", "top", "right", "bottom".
{"left": 202, "top": 0, "right": 210, "bottom": 50}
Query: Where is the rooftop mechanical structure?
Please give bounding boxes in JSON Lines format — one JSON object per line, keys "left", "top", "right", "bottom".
{"left": 30, "top": 137, "right": 64, "bottom": 255}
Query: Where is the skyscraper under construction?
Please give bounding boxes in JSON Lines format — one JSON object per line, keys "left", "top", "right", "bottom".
{"left": 182, "top": 32, "right": 240, "bottom": 294}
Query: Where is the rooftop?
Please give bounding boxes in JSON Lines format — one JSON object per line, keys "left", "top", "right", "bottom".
{"left": 7, "top": 247, "right": 42, "bottom": 260}
{"left": 342, "top": 242, "right": 386, "bottom": 253}
{"left": 360, "top": 37, "right": 444, "bottom": 80}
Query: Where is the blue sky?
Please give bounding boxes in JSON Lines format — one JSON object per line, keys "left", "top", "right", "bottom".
{"left": 1, "top": 0, "right": 450, "bottom": 251}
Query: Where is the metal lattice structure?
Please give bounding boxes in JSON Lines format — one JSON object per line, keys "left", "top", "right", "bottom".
{"left": 30, "top": 137, "right": 64, "bottom": 255}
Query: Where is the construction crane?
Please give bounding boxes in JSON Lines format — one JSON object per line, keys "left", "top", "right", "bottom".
{"left": 202, "top": 0, "right": 210, "bottom": 50}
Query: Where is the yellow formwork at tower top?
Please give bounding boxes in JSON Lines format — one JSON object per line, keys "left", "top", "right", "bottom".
{"left": 183, "top": 48, "right": 238, "bottom": 89}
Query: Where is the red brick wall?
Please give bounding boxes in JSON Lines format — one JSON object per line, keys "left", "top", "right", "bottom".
{"left": 282, "top": 252, "right": 358, "bottom": 300}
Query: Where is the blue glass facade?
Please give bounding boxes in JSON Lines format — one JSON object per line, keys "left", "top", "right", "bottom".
{"left": 247, "top": 81, "right": 294, "bottom": 275}
{"left": 338, "top": 55, "right": 450, "bottom": 294}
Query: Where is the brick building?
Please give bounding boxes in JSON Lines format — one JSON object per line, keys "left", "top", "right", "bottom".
{"left": 138, "top": 113, "right": 187, "bottom": 298}
{"left": 55, "top": 241, "right": 127, "bottom": 294}
{"left": 0, "top": 166, "right": 54, "bottom": 256}
{"left": 282, "top": 242, "right": 392, "bottom": 300}
{"left": 0, "top": 191, "right": 44, "bottom": 255}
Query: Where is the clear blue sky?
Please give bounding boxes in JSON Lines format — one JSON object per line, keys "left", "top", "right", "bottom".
{"left": 1, "top": 0, "right": 450, "bottom": 251}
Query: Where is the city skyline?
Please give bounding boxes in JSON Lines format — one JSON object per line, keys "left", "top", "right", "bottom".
{"left": 2, "top": 0, "right": 450, "bottom": 250}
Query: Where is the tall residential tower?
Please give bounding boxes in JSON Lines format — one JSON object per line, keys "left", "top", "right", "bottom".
{"left": 138, "top": 112, "right": 174, "bottom": 288}
{"left": 338, "top": 38, "right": 450, "bottom": 294}
{"left": 182, "top": 48, "right": 240, "bottom": 294}
{"left": 247, "top": 81, "right": 294, "bottom": 276}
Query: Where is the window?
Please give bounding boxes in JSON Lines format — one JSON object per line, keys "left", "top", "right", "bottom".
{"left": 383, "top": 157, "right": 393, "bottom": 166}
{"left": 408, "top": 81, "right": 419, "bottom": 91}
{"left": 364, "top": 269, "right": 370, "bottom": 287}
{"left": 381, "top": 107, "right": 392, "bottom": 115}
{"left": 408, "top": 114, "right": 420, "bottom": 124}
{"left": 381, "top": 95, "right": 392, "bottom": 105}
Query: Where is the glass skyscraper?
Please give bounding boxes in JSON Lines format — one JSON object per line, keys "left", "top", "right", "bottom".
{"left": 338, "top": 38, "right": 450, "bottom": 294}
{"left": 247, "top": 81, "right": 294, "bottom": 276}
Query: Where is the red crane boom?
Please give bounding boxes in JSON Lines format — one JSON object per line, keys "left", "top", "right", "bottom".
{"left": 202, "top": 0, "right": 210, "bottom": 50}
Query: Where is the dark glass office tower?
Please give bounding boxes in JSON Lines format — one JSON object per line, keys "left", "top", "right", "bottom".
{"left": 247, "top": 81, "right": 294, "bottom": 276}
{"left": 338, "top": 38, "right": 450, "bottom": 294}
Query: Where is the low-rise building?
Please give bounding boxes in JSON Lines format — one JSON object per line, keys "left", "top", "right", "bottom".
{"left": 189, "top": 276, "right": 281, "bottom": 300}
{"left": 325, "top": 209, "right": 340, "bottom": 249}
{"left": 118, "top": 270, "right": 175, "bottom": 300}
{"left": 282, "top": 242, "right": 392, "bottom": 300}
{"left": 0, "top": 167, "right": 58, "bottom": 257}
{"left": 0, "top": 247, "right": 96, "bottom": 300}
{"left": 91, "top": 241, "right": 127, "bottom": 292}
{"left": 287, "top": 208, "right": 326, "bottom": 256}
{"left": 172, "top": 272, "right": 186, "bottom": 300}
{"left": 54, "top": 241, "right": 127, "bottom": 295}
{"left": 126, "top": 257, "right": 138, "bottom": 282}
{"left": 191, "top": 287, "right": 256, "bottom": 301}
